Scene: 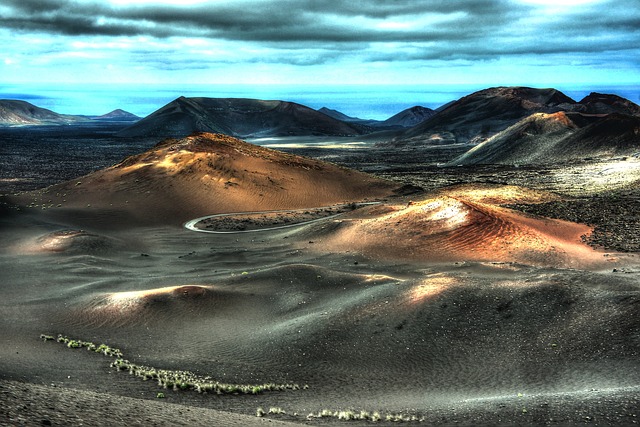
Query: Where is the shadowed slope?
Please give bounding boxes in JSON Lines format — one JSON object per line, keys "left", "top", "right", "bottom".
{"left": 554, "top": 113, "right": 640, "bottom": 156}
{"left": 449, "top": 112, "right": 640, "bottom": 166}
{"left": 13, "top": 133, "right": 399, "bottom": 225}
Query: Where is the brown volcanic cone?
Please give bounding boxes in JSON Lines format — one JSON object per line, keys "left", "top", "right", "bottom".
{"left": 388, "top": 86, "right": 575, "bottom": 146}
{"left": 317, "top": 188, "right": 603, "bottom": 268}
{"left": 447, "top": 111, "right": 582, "bottom": 165}
{"left": 16, "top": 133, "right": 399, "bottom": 226}
{"left": 578, "top": 92, "right": 640, "bottom": 116}
{"left": 449, "top": 112, "right": 640, "bottom": 166}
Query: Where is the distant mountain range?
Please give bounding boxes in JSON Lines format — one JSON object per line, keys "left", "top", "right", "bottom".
{"left": 382, "top": 106, "right": 436, "bottom": 128}
{"left": 387, "top": 87, "right": 640, "bottom": 147}
{"left": 3, "top": 88, "right": 640, "bottom": 166}
{"left": 89, "top": 109, "right": 140, "bottom": 122}
{"left": 0, "top": 99, "right": 88, "bottom": 126}
{"left": 317, "top": 105, "right": 435, "bottom": 129}
{"left": 388, "top": 87, "right": 576, "bottom": 146}
{"left": 0, "top": 100, "right": 140, "bottom": 126}
{"left": 118, "top": 98, "right": 436, "bottom": 138}
{"left": 0, "top": 96, "right": 431, "bottom": 135}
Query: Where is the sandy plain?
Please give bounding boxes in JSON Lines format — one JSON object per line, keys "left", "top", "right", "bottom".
{"left": 0, "top": 131, "right": 639, "bottom": 426}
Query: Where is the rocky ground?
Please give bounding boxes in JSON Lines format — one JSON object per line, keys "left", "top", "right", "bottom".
{"left": 507, "top": 192, "right": 640, "bottom": 253}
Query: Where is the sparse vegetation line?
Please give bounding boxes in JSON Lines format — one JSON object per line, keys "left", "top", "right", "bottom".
{"left": 256, "top": 406, "right": 426, "bottom": 423}
{"left": 184, "top": 202, "right": 380, "bottom": 234}
{"left": 42, "top": 334, "right": 306, "bottom": 396}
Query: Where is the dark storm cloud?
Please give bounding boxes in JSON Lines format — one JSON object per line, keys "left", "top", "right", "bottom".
{"left": 0, "top": 0, "right": 522, "bottom": 41}
{"left": 1, "top": 0, "right": 638, "bottom": 63}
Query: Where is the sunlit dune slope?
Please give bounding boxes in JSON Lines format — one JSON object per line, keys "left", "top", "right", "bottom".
{"left": 316, "top": 189, "right": 603, "bottom": 268}
{"left": 67, "top": 265, "right": 403, "bottom": 328}
{"left": 15, "top": 133, "right": 400, "bottom": 225}
{"left": 437, "top": 183, "right": 562, "bottom": 205}
{"left": 78, "top": 285, "right": 218, "bottom": 327}
{"left": 14, "top": 229, "right": 122, "bottom": 255}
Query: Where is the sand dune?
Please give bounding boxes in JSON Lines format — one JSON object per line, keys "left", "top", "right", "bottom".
{"left": 12, "top": 133, "right": 400, "bottom": 226}
{"left": 68, "top": 265, "right": 403, "bottom": 328}
{"left": 27, "top": 259, "right": 639, "bottom": 415}
{"left": 314, "top": 187, "right": 603, "bottom": 268}
{"left": 77, "top": 285, "right": 220, "bottom": 327}
{"left": 16, "top": 229, "right": 122, "bottom": 254}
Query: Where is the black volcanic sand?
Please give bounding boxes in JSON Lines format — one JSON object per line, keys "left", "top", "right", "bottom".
{"left": 1, "top": 204, "right": 640, "bottom": 425}
{"left": 0, "top": 124, "right": 157, "bottom": 193}
{"left": 194, "top": 204, "right": 359, "bottom": 232}
{"left": 1, "top": 142, "right": 640, "bottom": 425}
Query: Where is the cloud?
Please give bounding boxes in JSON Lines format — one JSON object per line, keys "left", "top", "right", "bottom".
{"left": 1, "top": 0, "right": 639, "bottom": 85}
{"left": 2, "top": 0, "right": 638, "bottom": 63}
{"left": 1, "top": 0, "right": 520, "bottom": 43}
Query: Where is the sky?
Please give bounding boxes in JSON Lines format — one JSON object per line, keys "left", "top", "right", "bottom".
{"left": 0, "top": 0, "right": 639, "bottom": 117}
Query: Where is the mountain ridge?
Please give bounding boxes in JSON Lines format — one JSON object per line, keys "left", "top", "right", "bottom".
{"left": 118, "top": 97, "right": 371, "bottom": 138}
{"left": 385, "top": 87, "right": 640, "bottom": 148}
{"left": 386, "top": 86, "right": 576, "bottom": 146}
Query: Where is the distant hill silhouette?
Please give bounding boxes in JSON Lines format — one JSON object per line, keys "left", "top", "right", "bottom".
{"left": 317, "top": 107, "right": 367, "bottom": 123}
{"left": 381, "top": 106, "right": 435, "bottom": 128}
{"left": 92, "top": 109, "right": 140, "bottom": 122}
{"left": 118, "top": 97, "right": 370, "bottom": 138}
{"left": 318, "top": 106, "right": 434, "bottom": 129}
{"left": 0, "top": 99, "right": 88, "bottom": 126}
